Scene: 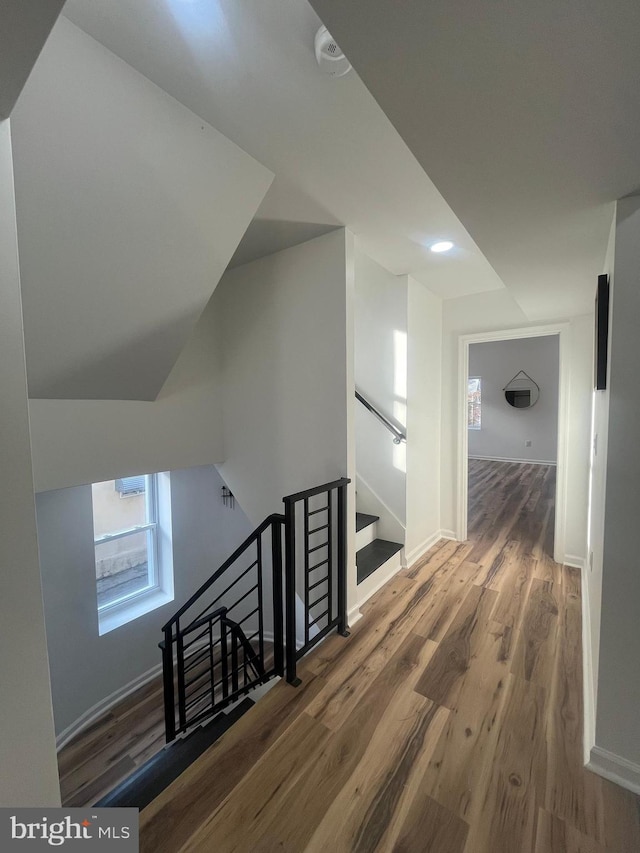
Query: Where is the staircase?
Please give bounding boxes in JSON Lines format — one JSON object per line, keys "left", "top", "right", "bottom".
{"left": 95, "top": 697, "right": 256, "bottom": 810}
{"left": 356, "top": 512, "right": 403, "bottom": 585}
{"left": 161, "top": 477, "right": 350, "bottom": 740}
{"left": 88, "top": 477, "right": 351, "bottom": 809}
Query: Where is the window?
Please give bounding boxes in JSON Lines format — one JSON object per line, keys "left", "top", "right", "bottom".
{"left": 92, "top": 472, "right": 173, "bottom": 634}
{"left": 468, "top": 376, "right": 481, "bottom": 430}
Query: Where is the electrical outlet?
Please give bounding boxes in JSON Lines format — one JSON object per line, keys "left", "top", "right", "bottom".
{"left": 525, "top": 440, "right": 532, "bottom": 447}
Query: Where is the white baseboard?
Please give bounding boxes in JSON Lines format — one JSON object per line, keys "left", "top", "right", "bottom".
{"left": 347, "top": 606, "right": 363, "bottom": 628}
{"left": 440, "top": 529, "right": 457, "bottom": 541}
{"left": 405, "top": 530, "right": 443, "bottom": 567}
{"left": 56, "top": 661, "right": 163, "bottom": 751}
{"left": 469, "top": 455, "right": 557, "bottom": 466}
{"left": 581, "top": 570, "right": 596, "bottom": 766}
{"left": 564, "top": 554, "right": 586, "bottom": 570}
{"left": 587, "top": 746, "right": 640, "bottom": 795}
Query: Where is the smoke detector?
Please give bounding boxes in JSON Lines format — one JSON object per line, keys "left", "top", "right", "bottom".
{"left": 314, "top": 25, "right": 351, "bottom": 78}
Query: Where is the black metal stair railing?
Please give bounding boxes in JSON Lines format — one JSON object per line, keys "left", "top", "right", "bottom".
{"left": 283, "top": 477, "right": 350, "bottom": 686}
{"left": 160, "top": 477, "right": 351, "bottom": 742}
{"left": 160, "top": 513, "right": 285, "bottom": 742}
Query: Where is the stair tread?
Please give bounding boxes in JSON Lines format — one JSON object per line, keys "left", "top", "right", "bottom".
{"left": 94, "top": 697, "right": 255, "bottom": 810}
{"left": 356, "top": 538, "right": 403, "bottom": 584}
{"left": 356, "top": 512, "right": 379, "bottom": 532}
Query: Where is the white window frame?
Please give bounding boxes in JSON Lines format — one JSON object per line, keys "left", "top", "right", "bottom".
{"left": 94, "top": 472, "right": 174, "bottom": 635}
{"left": 468, "top": 376, "right": 482, "bottom": 430}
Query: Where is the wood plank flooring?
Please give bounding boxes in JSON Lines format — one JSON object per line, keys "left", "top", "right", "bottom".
{"left": 57, "top": 646, "right": 273, "bottom": 807}
{"left": 137, "top": 460, "right": 640, "bottom": 851}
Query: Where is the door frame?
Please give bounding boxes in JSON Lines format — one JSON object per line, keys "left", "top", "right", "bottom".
{"left": 456, "top": 322, "right": 570, "bottom": 564}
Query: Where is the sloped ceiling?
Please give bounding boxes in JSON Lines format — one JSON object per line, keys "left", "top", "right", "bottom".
{"left": 0, "top": 0, "right": 66, "bottom": 120}
{"left": 307, "top": 0, "right": 640, "bottom": 319}
{"left": 62, "top": 0, "right": 505, "bottom": 303}
{"left": 11, "top": 18, "right": 273, "bottom": 401}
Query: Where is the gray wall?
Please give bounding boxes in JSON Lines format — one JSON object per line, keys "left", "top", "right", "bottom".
{"left": 468, "top": 336, "right": 559, "bottom": 463}
{"left": 0, "top": 120, "right": 60, "bottom": 805}
{"left": 37, "top": 465, "right": 253, "bottom": 736}
{"left": 596, "top": 195, "right": 640, "bottom": 766}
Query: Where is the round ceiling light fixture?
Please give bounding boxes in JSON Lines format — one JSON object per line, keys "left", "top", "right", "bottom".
{"left": 430, "top": 240, "right": 454, "bottom": 253}
{"left": 315, "top": 25, "right": 352, "bottom": 78}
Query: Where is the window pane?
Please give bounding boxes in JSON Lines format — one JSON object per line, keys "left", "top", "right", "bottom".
{"left": 92, "top": 476, "right": 156, "bottom": 609}
{"left": 92, "top": 478, "right": 148, "bottom": 538}
{"left": 468, "top": 377, "right": 481, "bottom": 429}
{"left": 95, "top": 530, "right": 151, "bottom": 608}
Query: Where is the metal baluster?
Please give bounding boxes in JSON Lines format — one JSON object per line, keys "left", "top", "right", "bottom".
{"left": 257, "top": 536, "right": 264, "bottom": 669}
{"left": 161, "top": 624, "right": 176, "bottom": 743}
{"left": 231, "top": 628, "right": 239, "bottom": 694}
{"left": 221, "top": 617, "right": 229, "bottom": 700}
{"left": 337, "top": 483, "right": 349, "bottom": 637}
{"left": 209, "top": 617, "right": 215, "bottom": 710}
{"left": 272, "top": 519, "right": 285, "bottom": 678}
{"left": 327, "top": 488, "right": 334, "bottom": 623}
{"left": 304, "top": 497, "right": 310, "bottom": 646}
{"left": 176, "top": 618, "right": 187, "bottom": 732}
{"left": 284, "top": 498, "right": 300, "bottom": 685}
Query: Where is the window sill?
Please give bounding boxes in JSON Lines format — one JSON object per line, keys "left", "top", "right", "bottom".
{"left": 98, "top": 587, "right": 174, "bottom": 636}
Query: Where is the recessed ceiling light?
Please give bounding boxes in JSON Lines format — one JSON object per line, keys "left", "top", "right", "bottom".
{"left": 430, "top": 241, "right": 454, "bottom": 253}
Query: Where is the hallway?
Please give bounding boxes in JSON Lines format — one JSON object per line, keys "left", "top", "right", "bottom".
{"left": 139, "top": 461, "right": 640, "bottom": 852}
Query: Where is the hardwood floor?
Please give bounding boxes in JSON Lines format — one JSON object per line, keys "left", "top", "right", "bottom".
{"left": 57, "top": 647, "right": 273, "bottom": 807}
{"left": 57, "top": 673, "right": 168, "bottom": 807}
{"left": 138, "top": 460, "right": 640, "bottom": 852}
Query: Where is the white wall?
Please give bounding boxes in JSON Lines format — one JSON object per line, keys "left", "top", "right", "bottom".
{"left": 441, "top": 289, "right": 592, "bottom": 561}
{"left": 594, "top": 195, "right": 640, "bottom": 772}
{"left": 0, "top": 120, "right": 60, "bottom": 806}
{"left": 405, "top": 277, "right": 442, "bottom": 562}
{"left": 468, "top": 336, "right": 559, "bottom": 463}
{"left": 354, "top": 247, "right": 407, "bottom": 528}
{"left": 11, "top": 17, "right": 272, "bottom": 401}
{"left": 584, "top": 212, "right": 615, "bottom": 742}
{"left": 29, "top": 291, "right": 225, "bottom": 493}
{"left": 217, "top": 229, "right": 353, "bottom": 524}
{"left": 0, "top": 0, "right": 65, "bottom": 119}
{"left": 37, "top": 465, "right": 254, "bottom": 736}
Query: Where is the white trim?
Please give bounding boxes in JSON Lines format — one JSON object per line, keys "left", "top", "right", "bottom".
{"left": 348, "top": 606, "right": 363, "bottom": 627}
{"left": 56, "top": 661, "right": 163, "bottom": 751}
{"left": 582, "top": 569, "right": 596, "bottom": 766}
{"left": 405, "top": 529, "right": 446, "bottom": 566}
{"left": 440, "top": 528, "right": 457, "bottom": 541}
{"left": 457, "top": 323, "right": 570, "bottom": 565}
{"left": 348, "top": 530, "right": 457, "bottom": 627}
{"left": 587, "top": 746, "right": 640, "bottom": 796}
{"left": 468, "top": 455, "right": 557, "bottom": 466}
{"left": 354, "top": 549, "right": 405, "bottom": 611}
{"left": 563, "top": 554, "right": 586, "bottom": 570}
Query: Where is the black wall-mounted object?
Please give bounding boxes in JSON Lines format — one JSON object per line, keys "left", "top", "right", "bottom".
{"left": 595, "top": 274, "right": 610, "bottom": 390}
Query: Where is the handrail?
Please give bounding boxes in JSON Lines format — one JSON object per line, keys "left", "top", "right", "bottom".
{"left": 162, "top": 512, "right": 285, "bottom": 629}
{"left": 161, "top": 476, "right": 351, "bottom": 740}
{"left": 355, "top": 390, "right": 406, "bottom": 444}
{"left": 283, "top": 477, "right": 351, "bottom": 504}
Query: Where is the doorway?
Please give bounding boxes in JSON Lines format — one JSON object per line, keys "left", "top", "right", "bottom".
{"left": 456, "top": 324, "right": 570, "bottom": 565}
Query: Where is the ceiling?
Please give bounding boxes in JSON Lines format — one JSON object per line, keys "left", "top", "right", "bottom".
{"left": 12, "top": 17, "right": 272, "bottom": 400}
{"left": 306, "top": 0, "right": 640, "bottom": 319}
{"left": 62, "top": 0, "right": 505, "bottom": 302}
{"left": 0, "top": 0, "right": 66, "bottom": 119}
